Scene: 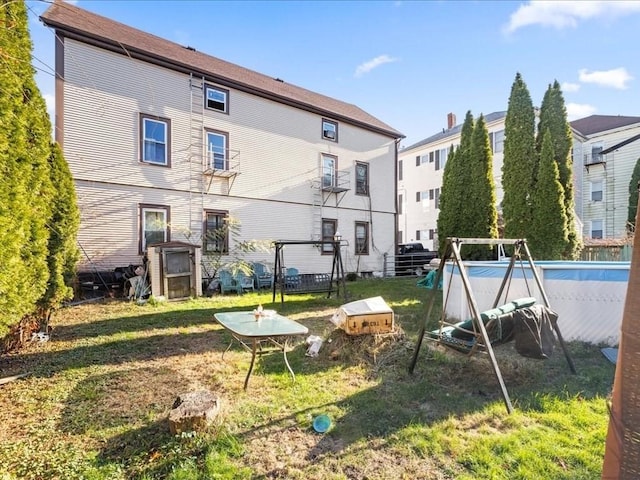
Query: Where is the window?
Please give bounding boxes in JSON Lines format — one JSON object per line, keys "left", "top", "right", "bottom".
{"left": 416, "top": 191, "right": 427, "bottom": 202}
{"left": 206, "top": 130, "right": 228, "bottom": 170}
{"left": 435, "top": 188, "right": 440, "bottom": 209}
{"left": 140, "top": 114, "right": 170, "bottom": 166}
{"left": 429, "top": 229, "right": 434, "bottom": 240}
{"left": 494, "top": 130, "right": 504, "bottom": 153}
{"left": 322, "top": 154, "right": 337, "bottom": 189}
{"left": 398, "top": 194, "right": 403, "bottom": 215}
{"left": 591, "top": 219, "right": 603, "bottom": 239}
{"left": 415, "top": 155, "right": 420, "bottom": 166}
{"left": 321, "top": 218, "right": 337, "bottom": 254}
{"left": 592, "top": 143, "right": 604, "bottom": 163}
{"left": 440, "top": 147, "right": 449, "bottom": 169}
{"left": 355, "top": 222, "right": 369, "bottom": 255}
{"left": 203, "top": 210, "right": 228, "bottom": 253}
{"left": 429, "top": 152, "right": 434, "bottom": 163}
{"left": 489, "top": 130, "right": 504, "bottom": 153}
{"left": 415, "top": 230, "right": 421, "bottom": 240}
{"left": 205, "top": 85, "right": 228, "bottom": 113}
{"left": 421, "top": 154, "right": 429, "bottom": 164}
{"left": 398, "top": 160, "right": 403, "bottom": 181}
{"left": 355, "top": 162, "right": 369, "bottom": 195}
{"left": 322, "top": 119, "right": 338, "bottom": 141}
{"left": 140, "top": 204, "right": 169, "bottom": 253}
{"left": 591, "top": 180, "right": 603, "bottom": 202}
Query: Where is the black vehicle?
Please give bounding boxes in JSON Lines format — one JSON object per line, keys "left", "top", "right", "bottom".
{"left": 395, "top": 242, "right": 438, "bottom": 276}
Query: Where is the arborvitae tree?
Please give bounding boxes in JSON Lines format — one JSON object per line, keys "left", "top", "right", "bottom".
{"left": 39, "top": 143, "right": 80, "bottom": 317}
{"left": 0, "top": 1, "right": 78, "bottom": 341}
{"left": 437, "top": 112, "right": 475, "bottom": 253}
{"left": 538, "top": 80, "right": 580, "bottom": 258}
{"left": 502, "top": 73, "right": 537, "bottom": 241}
{"left": 0, "top": 1, "right": 50, "bottom": 337}
{"left": 628, "top": 157, "right": 640, "bottom": 233}
{"left": 437, "top": 145, "right": 459, "bottom": 253}
{"left": 466, "top": 115, "right": 498, "bottom": 259}
{"left": 530, "top": 129, "right": 568, "bottom": 259}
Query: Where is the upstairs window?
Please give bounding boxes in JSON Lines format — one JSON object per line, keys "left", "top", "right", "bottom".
{"left": 205, "top": 85, "right": 229, "bottom": 113}
{"left": 398, "top": 160, "right": 403, "bottom": 181}
{"left": 140, "top": 204, "right": 170, "bottom": 253}
{"left": 322, "top": 154, "right": 337, "bottom": 189}
{"left": 140, "top": 114, "right": 170, "bottom": 166}
{"left": 322, "top": 119, "right": 338, "bottom": 141}
{"left": 206, "top": 130, "right": 228, "bottom": 170}
{"left": 591, "top": 180, "right": 603, "bottom": 202}
{"left": 204, "top": 210, "right": 228, "bottom": 253}
{"left": 355, "top": 161, "right": 369, "bottom": 196}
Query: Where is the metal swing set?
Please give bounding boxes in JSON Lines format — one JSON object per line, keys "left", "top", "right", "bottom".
{"left": 409, "top": 237, "right": 576, "bottom": 413}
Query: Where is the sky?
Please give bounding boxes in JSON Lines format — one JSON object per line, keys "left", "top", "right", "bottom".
{"left": 25, "top": 0, "right": 640, "bottom": 149}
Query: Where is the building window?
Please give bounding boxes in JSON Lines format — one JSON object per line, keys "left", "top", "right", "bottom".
{"left": 494, "top": 130, "right": 504, "bottom": 153}
{"left": 322, "top": 119, "right": 338, "bottom": 141}
{"left": 415, "top": 155, "right": 420, "bottom": 166}
{"left": 429, "top": 229, "right": 434, "bottom": 240}
{"left": 355, "top": 222, "right": 369, "bottom": 255}
{"left": 140, "top": 114, "right": 170, "bottom": 166}
{"left": 321, "top": 218, "right": 337, "bottom": 254}
{"left": 322, "top": 154, "right": 337, "bottom": 189}
{"left": 435, "top": 188, "right": 440, "bottom": 209}
{"left": 203, "top": 210, "right": 228, "bottom": 253}
{"left": 421, "top": 154, "right": 429, "bottom": 164}
{"left": 440, "top": 147, "right": 448, "bottom": 170}
{"left": 592, "top": 143, "right": 604, "bottom": 163}
{"left": 206, "top": 129, "right": 228, "bottom": 170}
{"left": 416, "top": 191, "right": 427, "bottom": 202}
{"left": 398, "top": 160, "right": 403, "bottom": 181}
{"left": 591, "top": 219, "right": 603, "bottom": 239}
{"left": 415, "top": 230, "right": 421, "bottom": 240}
{"left": 355, "top": 161, "right": 369, "bottom": 195}
{"left": 398, "top": 194, "right": 403, "bottom": 215}
{"left": 205, "top": 85, "right": 229, "bottom": 113}
{"left": 140, "top": 204, "right": 170, "bottom": 253}
{"left": 591, "top": 180, "right": 603, "bottom": 202}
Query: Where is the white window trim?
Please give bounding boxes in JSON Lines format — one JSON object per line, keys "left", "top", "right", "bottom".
{"left": 140, "top": 205, "right": 170, "bottom": 253}
{"left": 140, "top": 114, "right": 170, "bottom": 166}
{"left": 205, "top": 85, "right": 229, "bottom": 113}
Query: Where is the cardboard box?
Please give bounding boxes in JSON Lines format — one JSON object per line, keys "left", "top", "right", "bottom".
{"left": 332, "top": 296, "right": 394, "bottom": 335}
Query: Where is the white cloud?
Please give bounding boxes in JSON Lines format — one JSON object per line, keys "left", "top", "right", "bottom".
{"left": 354, "top": 55, "right": 398, "bottom": 78}
{"left": 566, "top": 102, "right": 597, "bottom": 120}
{"left": 504, "top": 1, "right": 640, "bottom": 34}
{"left": 561, "top": 82, "right": 580, "bottom": 93}
{"left": 578, "top": 67, "right": 633, "bottom": 89}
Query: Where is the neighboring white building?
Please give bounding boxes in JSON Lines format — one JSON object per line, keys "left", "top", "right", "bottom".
{"left": 397, "top": 112, "right": 506, "bottom": 250}
{"left": 41, "top": 3, "right": 403, "bottom": 280}
{"left": 571, "top": 115, "right": 640, "bottom": 239}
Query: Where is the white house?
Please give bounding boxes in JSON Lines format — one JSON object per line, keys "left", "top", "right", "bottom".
{"left": 41, "top": 2, "right": 403, "bottom": 286}
{"left": 570, "top": 115, "right": 640, "bottom": 240}
{"left": 397, "top": 112, "right": 506, "bottom": 250}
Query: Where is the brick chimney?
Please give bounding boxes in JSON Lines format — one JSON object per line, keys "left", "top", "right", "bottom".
{"left": 447, "top": 113, "right": 456, "bottom": 130}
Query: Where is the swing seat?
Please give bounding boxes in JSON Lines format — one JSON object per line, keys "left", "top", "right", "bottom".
{"left": 428, "top": 297, "right": 537, "bottom": 353}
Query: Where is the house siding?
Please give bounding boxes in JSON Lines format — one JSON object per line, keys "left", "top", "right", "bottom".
{"left": 577, "top": 122, "right": 640, "bottom": 239}
{"left": 61, "top": 38, "right": 398, "bottom": 275}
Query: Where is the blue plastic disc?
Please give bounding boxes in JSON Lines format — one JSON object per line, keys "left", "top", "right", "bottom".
{"left": 312, "top": 414, "right": 331, "bottom": 433}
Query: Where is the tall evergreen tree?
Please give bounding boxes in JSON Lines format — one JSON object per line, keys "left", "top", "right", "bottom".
{"left": 39, "top": 143, "right": 80, "bottom": 316}
{"left": 437, "top": 145, "right": 459, "bottom": 253}
{"left": 466, "top": 115, "right": 498, "bottom": 259}
{"left": 628, "top": 157, "right": 640, "bottom": 233}
{"left": 538, "top": 80, "right": 580, "bottom": 258}
{"left": 0, "top": 1, "right": 79, "bottom": 340}
{"left": 530, "top": 129, "right": 568, "bottom": 259}
{"left": 437, "top": 112, "right": 475, "bottom": 253}
{"left": 502, "top": 73, "right": 537, "bottom": 241}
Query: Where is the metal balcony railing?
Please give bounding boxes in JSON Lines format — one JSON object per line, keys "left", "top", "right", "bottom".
{"left": 204, "top": 148, "right": 240, "bottom": 177}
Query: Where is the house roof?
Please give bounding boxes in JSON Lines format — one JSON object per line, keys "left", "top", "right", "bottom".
{"left": 40, "top": 2, "right": 403, "bottom": 139}
{"left": 402, "top": 111, "right": 507, "bottom": 152}
{"left": 570, "top": 115, "right": 640, "bottom": 137}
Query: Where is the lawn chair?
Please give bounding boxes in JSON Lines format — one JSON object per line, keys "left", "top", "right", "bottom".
{"left": 236, "top": 271, "right": 255, "bottom": 294}
{"left": 284, "top": 267, "right": 301, "bottom": 290}
{"left": 252, "top": 262, "right": 273, "bottom": 289}
{"left": 219, "top": 270, "right": 240, "bottom": 295}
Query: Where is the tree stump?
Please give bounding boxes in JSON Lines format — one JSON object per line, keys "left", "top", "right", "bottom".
{"left": 168, "top": 390, "right": 221, "bottom": 435}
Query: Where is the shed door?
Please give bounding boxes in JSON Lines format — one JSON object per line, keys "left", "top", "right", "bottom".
{"left": 163, "top": 249, "right": 192, "bottom": 299}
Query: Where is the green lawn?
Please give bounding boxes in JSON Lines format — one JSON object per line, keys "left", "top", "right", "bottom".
{"left": 0, "top": 278, "right": 613, "bottom": 479}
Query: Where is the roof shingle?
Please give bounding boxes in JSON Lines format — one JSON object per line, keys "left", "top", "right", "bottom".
{"left": 570, "top": 115, "right": 640, "bottom": 137}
